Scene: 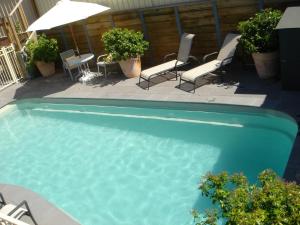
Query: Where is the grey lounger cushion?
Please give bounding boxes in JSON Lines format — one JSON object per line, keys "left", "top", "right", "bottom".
{"left": 0, "top": 203, "right": 27, "bottom": 219}
{"left": 0, "top": 212, "right": 29, "bottom": 225}
{"left": 141, "top": 60, "right": 184, "bottom": 79}
{"left": 181, "top": 60, "right": 222, "bottom": 82}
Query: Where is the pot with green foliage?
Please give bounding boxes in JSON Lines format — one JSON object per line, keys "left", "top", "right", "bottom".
{"left": 102, "top": 28, "right": 149, "bottom": 78}
{"left": 238, "top": 9, "right": 282, "bottom": 79}
{"left": 26, "top": 34, "right": 59, "bottom": 77}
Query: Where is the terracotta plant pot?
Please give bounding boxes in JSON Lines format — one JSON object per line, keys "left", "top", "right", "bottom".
{"left": 35, "top": 61, "right": 55, "bottom": 77}
{"left": 118, "top": 57, "right": 141, "bottom": 78}
{"left": 252, "top": 51, "right": 279, "bottom": 79}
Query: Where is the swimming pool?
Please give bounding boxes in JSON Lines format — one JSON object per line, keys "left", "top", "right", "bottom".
{"left": 0, "top": 98, "right": 297, "bottom": 225}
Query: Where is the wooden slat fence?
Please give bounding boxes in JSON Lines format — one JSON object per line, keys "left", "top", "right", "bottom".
{"left": 43, "top": 0, "right": 299, "bottom": 68}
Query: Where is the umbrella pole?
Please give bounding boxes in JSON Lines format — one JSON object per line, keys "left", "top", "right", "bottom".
{"left": 69, "top": 25, "right": 80, "bottom": 56}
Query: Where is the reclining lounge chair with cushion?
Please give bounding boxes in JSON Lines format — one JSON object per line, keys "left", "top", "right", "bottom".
{"left": 139, "top": 33, "right": 196, "bottom": 90}
{"left": 0, "top": 192, "right": 38, "bottom": 225}
{"left": 179, "top": 33, "right": 241, "bottom": 92}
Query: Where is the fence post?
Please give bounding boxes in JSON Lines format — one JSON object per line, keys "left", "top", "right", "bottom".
{"left": 138, "top": 10, "right": 149, "bottom": 40}
{"left": 1, "top": 45, "right": 19, "bottom": 83}
{"left": 110, "top": 15, "right": 115, "bottom": 27}
{"left": 7, "top": 16, "right": 22, "bottom": 51}
{"left": 258, "top": 0, "right": 264, "bottom": 10}
{"left": 174, "top": 6, "right": 183, "bottom": 38}
{"left": 211, "top": 0, "right": 222, "bottom": 48}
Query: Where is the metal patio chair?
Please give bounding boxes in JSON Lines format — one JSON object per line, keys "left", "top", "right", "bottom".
{"left": 60, "top": 49, "right": 80, "bottom": 80}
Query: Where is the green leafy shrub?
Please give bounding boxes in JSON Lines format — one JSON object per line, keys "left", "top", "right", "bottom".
{"left": 237, "top": 9, "right": 282, "bottom": 54}
{"left": 26, "top": 34, "right": 59, "bottom": 63}
{"left": 193, "top": 170, "right": 300, "bottom": 225}
{"left": 102, "top": 28, "right": 149, "bottom": 61}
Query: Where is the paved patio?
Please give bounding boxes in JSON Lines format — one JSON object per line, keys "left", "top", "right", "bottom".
{"left": 0, "top": 63, "right": 299, "bottom": 224}
{"left": 0, "top": 63, "right": 285, "bottom": 106}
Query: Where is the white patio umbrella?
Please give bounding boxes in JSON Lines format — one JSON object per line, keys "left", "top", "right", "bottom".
{"left": 27, "top": 0, "right": 110, "bottom": 52}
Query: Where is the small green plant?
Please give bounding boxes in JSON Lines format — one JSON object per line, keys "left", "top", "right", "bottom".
{"left": 237, "top": 9, "right": 282, "bottom": 54}
{"left": 102, "top": 28, "right": 149, "bottom": 61}
{"left": 26, "top": 34, "right": 59, "bottom": 63}
{"left": 104, "top": 53, "right": 113, "bottom": 63}
{"left": 193, "top": 170, "right": 300, "bottom": 225}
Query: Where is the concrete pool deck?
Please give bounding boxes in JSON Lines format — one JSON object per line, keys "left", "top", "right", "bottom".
{"left": 0, "top": 184, "right": 80, "bottom": 225}
{"left": 0, "top": 63, "right": 299, "bottom": 225}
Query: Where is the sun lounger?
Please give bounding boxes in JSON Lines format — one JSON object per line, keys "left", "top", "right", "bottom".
{"left": 179, "top": 33, "right": 241, "bottom": 92}
{"left": 0, "top": 212, "right": 30, "bottom": 225}
{"left": 0, "top": 193, "right": 38, "bottom": 225}
{"left": 139, "top": 33, "right": 196, "bottom": 89}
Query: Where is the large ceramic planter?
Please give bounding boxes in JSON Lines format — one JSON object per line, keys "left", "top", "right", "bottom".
{"left": 252, "top": 51, "right": 279, "bottom": 79}
{"left": 35, "top": 61, "right": 55, "bottom": 77}
{"left": 119, "top": 57, "right": 141, "bottom": 78}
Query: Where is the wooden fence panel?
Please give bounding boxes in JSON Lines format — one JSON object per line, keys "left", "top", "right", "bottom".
{"left": 43, "top": 0, "right": 299, "bottom": 68}
{"left": 265, "top": 0, "right": 300, "bottom": 9}
{"left": 217, "top": 0, "right": 258, "bottom": 41}
{"left": 179, "top": 3, "right": 217, "bottom": 58}
{"left": 86, "top": 14, "right": 114, "bottom": 55}
{"left": 140, "top": 8, "right": 179, "bottom": 65}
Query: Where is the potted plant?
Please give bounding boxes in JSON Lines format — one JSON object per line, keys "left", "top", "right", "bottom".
{"left": 102, "top": 28, "right": 149, "bottom": 78}
{"left": 237, "top": 9, "right": 282, "bottom": 79}
{"left": 26, "top": 34, "right": 59, "bottom": 77}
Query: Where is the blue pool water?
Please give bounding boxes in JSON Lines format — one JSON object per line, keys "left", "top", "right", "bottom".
{"left": 0, "top": 99, "right": 297, "bottom": 225}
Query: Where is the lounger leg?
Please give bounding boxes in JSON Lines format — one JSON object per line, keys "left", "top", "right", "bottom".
{"left": 220, "top": 74, "right": 224, "bottom": 83}
{"left": 28, "top": 210, "right": 38, "bottom": 225}
{"left": 179, "top": 77, "right": 182, "bottom": 88}
{"left": 67, "top": 68, "right": 73, "bottom": 81}
{"left": 147, "top": 80, "right": 150, "bottom": 90}
{"left": 25, "top": 204, "right": 38, "bottom": 225}
{"left": 175, "top": 70, "right": 178, "bottom": 80}
{"left": 193, "top": 83, "right": 196, "bottom": 93}
{"left": 0, "top": 193, "right": 6, "bottom": 206}
{"left": 104, "top": 65, "right": 107, "bottom": 79}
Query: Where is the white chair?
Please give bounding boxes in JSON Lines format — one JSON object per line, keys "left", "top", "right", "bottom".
{"left": 179, "top": 33, "right": 241, "bottom": 92}
{"left": 60, "top": 49, "right": 80, "bottom": 80}
{"left": 96, "top": 54, "right": 117, "bottom": 78}
{"left": 139, "top": 33, "right": 196, "bottom": 89}
{"left": 0, "top": 193, "right": 38, "bottom": 225}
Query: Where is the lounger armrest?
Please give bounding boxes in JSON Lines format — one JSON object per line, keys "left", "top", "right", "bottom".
{"left": 203, "top": 52, "right": 218, "bottom": 63}
{"left": 164, "top": 53, "right": 177, "bottom": 62}
{"left": 97, "top": 54, "right": 108, "bottom": 63}
{"left": 74, "top": 49, "right": 80, "bottom": 56}
{"left": 0, "top": 193, "right": 6, "bottom": 207}
{"left": 188, "top": 55, "right": 200, "bottom": 63}
{"left": 7, "top": 201, "right": 27, "bottom": 217}
{"left": 220, "top": 56, "right": 233, "bottom": 67}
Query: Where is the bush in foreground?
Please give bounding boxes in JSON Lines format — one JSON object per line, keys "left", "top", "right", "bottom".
{"left": 192, "top": 170, "right": 300, "bottom": 225}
